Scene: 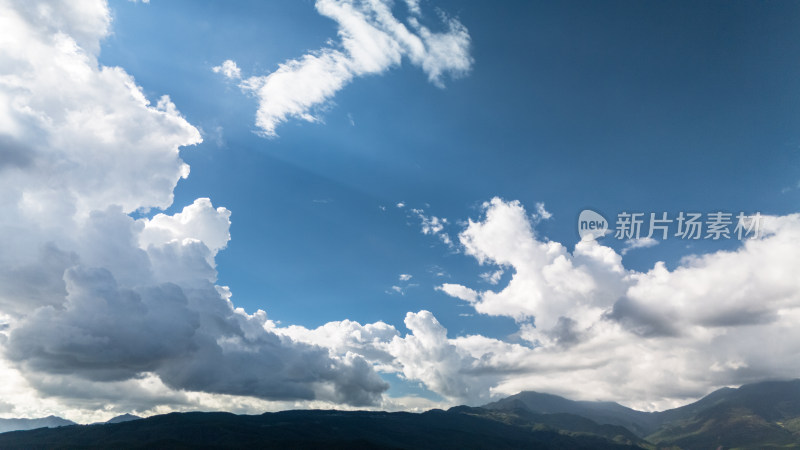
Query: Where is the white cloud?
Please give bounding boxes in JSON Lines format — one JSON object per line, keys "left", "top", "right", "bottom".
{"left": 399, "top": 273, "right": 412, "bottom": 281}
{"left": 533, "top": 201, "right": 552, "bottom": 222}
{"left": 140, "top": 198, "right": 232, "bottom": 261}
{"left": 436, "top": 283, "right": 479, "bottom": 304}
{"left": 403, "top": 0, "right": 421, "bottom": 16}
{"left": 269, "top": 319, "right": 399, "bottom": 370}
{"left": 621, "top": 236, "right": 659, "bottom": 255}
{"left": 212, "top": 59, "right": 241, "bottom": 80}
{"left": 441, "top": 198, "right": 625, "bottom": 325}
{"left": 412, "top": 208, "right": 446, "bottom": 235}
{"left": 426, "top": 197, "right": 800, "bottom": 410}
{"left": 180, "top": 201, "right": 800, "bottom": 411}
{"left": 0, "top": 0, "right": 388, "bottom": 421}
{"left": 387, "top": 284, "right": 418, "bottom": 296}
{"left": 220, "top": 0, "right": 472, "bottom": 136}
{"left": 6, "top": 0, "right": 800, "bottom": 422}
{"left": 0, "top": 0, "right": 200, "bottom": 217}
{"left": 406, "top": 207, "right": 454, "bottom": 247}
{"left": 387, "top": 311, "right": 497, "bottom": 404}
{"left": 479, "top": 269, "right": 504, "bottom": 285}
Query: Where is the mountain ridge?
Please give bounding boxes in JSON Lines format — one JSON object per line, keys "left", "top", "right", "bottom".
{"left": 0, "top": 415, "right": 76, "bottom": 434}
{"left": 2, "top": 379, "right": 799, "bottom": 448}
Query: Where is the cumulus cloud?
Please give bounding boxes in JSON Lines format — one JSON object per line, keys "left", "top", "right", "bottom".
{"left": 6, "top": 0, "right": 799, "bottom": 422}
{"left": 0, "top": 0, "right": 388, "bottom": 421}
{"left": 139, "top": 198, "right": 232, "bottom": 264}
{"left": 217, "top": 0, "right": 472, "bottom": 136}
{"left": 270, "top": 319, "right": 399, "bottom": 371}
{"left": 424, "top": 197, "right": 800, "bottom": 409}
{"left": 387, "top": 311, "right": 498, "bottom": 403}
{"left": 443, "top": 198, "right": 626, "bottom": 326}
{"left": 279, "top": 200, "right": 800, "bottom": 410}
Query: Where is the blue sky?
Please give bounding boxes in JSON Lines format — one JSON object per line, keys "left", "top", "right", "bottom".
{"left": 102, "top": 0, "right": 800, "bottom": 328}
{"left": 3, "top": 0, "right": 800, "bottom": 421}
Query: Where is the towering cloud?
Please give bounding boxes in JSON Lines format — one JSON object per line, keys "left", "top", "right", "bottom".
{"left": 0, "top": 0, "right": 387, "bottom": 420}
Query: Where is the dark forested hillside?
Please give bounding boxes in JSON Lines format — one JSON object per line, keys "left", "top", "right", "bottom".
{"left": 3, "top": 379, "right": 800, "bottom": 449}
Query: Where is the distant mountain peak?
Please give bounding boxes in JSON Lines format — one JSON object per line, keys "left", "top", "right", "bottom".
{"left": 486, "top": 378, "right": 800, "bottom": 446}
{"left": 0, "top": 416, "right": 76, "bottom": 434}
{"left": 484, "top": 390, "right": 658, "bottom": 437}
{"left": 105, "top": 414, "right": 142, "bottom": 424}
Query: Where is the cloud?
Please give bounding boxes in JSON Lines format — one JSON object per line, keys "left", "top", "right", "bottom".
{"left": 387, "top": 311, "right": 498, "bottom": 404}
{"left": 479, "top": 269, "right": 504, "bottom": 285}
{"left": 0, "top": 0, "right": 388, "bottom": 421}
{"left": 0, "top": 6, "right": 198, "bottom": 217}
{"left": 212, "top": 60, "right": 241, "bottom": 80}
{"left": 387, "top": 284, "right": 418, "bottom": 296}
{"left": 621, "top": 236, "right": 659, "bottom": 255}
{"left": 412, "top": 208, "right": 445, "bottom": 235}
{"left": 436, "top": 283, "right": 479, "bottom": 304}
{"left": 403, "top": 0, "right": 421, "bottom": 16}
{"left": 6, "top": 0, "right": 800, "bottom": 421}
{"left": 269, "top": 319, "right": 399, "bottom": 370}
{"left": 140, "top": 198, "right": 232, "bottom": 262}
{"left": 532, "top": 202, "right": 552, "bottom": 222}
{"left": 128, "top": 193, "right": 800, "bottom": 411}
{"left": 426, "top": 197, "right": 800, "bottom": 409}
{"left": 385, "top": 274, "right": 417, "bottom": 295}
{"left": 441, "top": 198, "right": 626, "bottom": 325}
{"left": 406, "top": 207, "right": 454, "bottom": 247}
{"left": 218, "top": 0, "right": 472, "bottom": 136}
{"left": 6, "top": 267, "right": 201, "bottom": 382}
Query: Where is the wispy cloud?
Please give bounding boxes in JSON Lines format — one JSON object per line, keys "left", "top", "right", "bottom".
{"left": 404, "top": 207, "right": 454, "bottom": 248}
{"left": 479, "top": 269, "right": 504, "bottom": 285}
{"left": 215, "top": 0, "right": 472, "bottom": 136}
{"left": 621, "top": 236, "right": 659, "bottom": 255}
{"left": 387, "top": 274, "right": 417, "bottom": 295}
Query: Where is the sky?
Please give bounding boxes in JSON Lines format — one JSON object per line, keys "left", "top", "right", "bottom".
{"left": 1, "top": 0, "right": 800, "bottom": 423}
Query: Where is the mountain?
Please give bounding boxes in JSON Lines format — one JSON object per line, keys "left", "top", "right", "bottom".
{"left": 0, "top": 409, "right": 641, "bottom": 449}
{"left": 2, "top": 379, "right": 800, "bottom": 448}
{"left": 484, "top": 391, "right": 661, "bottom": 436}
{"left": 486, "top": 379, "right": 800, "bottom": 448}
{"left": 646, "top": 379, "right": 800, "bottom": 449}
{"left": 450, "top": 405, "right": 646, "bottom": 446}
{"left": 104, "top": 414, "right": 142, "bottom": 424}
{"left": 0, "top": 415, "right": 76, "bottom": 433}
